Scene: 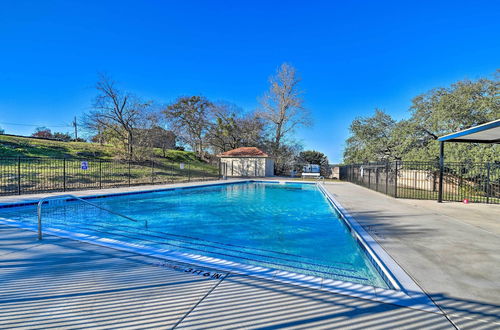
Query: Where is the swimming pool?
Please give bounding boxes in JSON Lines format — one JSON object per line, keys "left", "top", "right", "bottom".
{"left": 0, "top": 181, "right": 391, "bottom": 289}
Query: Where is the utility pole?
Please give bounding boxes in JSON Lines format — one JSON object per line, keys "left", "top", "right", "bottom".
{"left": 72, "top": 117, "right": 78, "bottom": 140}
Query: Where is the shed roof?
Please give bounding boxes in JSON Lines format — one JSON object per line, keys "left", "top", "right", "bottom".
{"left": 437, "top": 119, "right": 500, "bottom": 143}
{"left": 217, "top": 147, "right": 269, "bottom": 157}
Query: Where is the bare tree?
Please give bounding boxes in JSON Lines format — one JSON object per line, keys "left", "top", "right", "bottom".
{"left": 83, "top": 74, "right": 153, "bottom": 159}
{"left": 259, "top": 63, "right": 311, "bottom": 152}
{"left": 259, "top": 63, "right": 311, "bottom": 174}
{"left": 207, "top": 102, "right": 264, "bottom": 153}
{"left": 163, "top": 96, "right": 213, "bottom": 160}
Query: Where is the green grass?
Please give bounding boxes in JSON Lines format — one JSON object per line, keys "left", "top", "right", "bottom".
{"left": 391, "top": 186, "right": 500, "bottom": 203}
{"left": 0, "top": 135, "right": 118, "bottom": 158}
{"left": 0, "top": 135, "right": 219, "bottom": 195}
{"left": 0, "top": 135, "right": 207, "bottom": 162}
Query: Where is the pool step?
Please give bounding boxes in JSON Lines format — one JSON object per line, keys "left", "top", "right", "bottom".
{"left": 46, "top": 221, "right": 368, "bottom": 282}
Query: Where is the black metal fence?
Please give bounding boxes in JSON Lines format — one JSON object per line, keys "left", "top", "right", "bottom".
{"left": 0, "top": 157, "right": 220, "bottom": 196}
{"left": 340, "top": 161, "right": 500, "bottom": 204}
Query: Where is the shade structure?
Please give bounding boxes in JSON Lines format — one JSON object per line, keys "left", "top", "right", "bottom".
{"left": 438, "top": 119, "right": 500, "bottom": 144}
{"left": 436, "top": 119, "right": 499, "bottom": 202}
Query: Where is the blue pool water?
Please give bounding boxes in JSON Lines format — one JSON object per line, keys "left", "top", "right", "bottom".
{"left": 0, "top": 182, "right": 390, "bottom": 288}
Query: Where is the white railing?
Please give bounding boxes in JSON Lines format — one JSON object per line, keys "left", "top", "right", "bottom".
{"left": 315, "top": 176, "right": 325, "bottom": 184}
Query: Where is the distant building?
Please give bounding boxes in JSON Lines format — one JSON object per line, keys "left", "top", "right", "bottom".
{"left": 329, "top": 164, "right": 340, "bottom": 179}
{"left": 217, "top": 147, "right": 274, "bottom": 177}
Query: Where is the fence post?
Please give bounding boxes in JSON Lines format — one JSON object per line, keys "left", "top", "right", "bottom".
{"left": 385, "top": 161, "right": 389, "bottom": 195}
{"left": 188, "top": 162, "right": 191, "bottom": 182}
{"left": 17, "top": 156, "right": 21, "bottom": 195}
{"left": 63, "top": 158, "right": 66, "bottom": 192}
{"left": 486, "top": 162, "right": 491, "bottom": 204}
{"left": 438, "top": 141, "right": 444, "bottom": 203}
{"left": 368, "top": 169, "right": 371, "bottom": 189}
{"left": 394, "top": 161, "right": 399, "bottom": 198}
{"left": 151, "top": 160, "right": 154, "bottom": 184}
{"left": 99, "top": 159, "right": 102, "bottom": 189}
{"left": 128, "top": 159, "right": 131, "bottom": 186}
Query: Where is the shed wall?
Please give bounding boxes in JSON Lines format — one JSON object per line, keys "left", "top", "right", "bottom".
{"left": 220, "top": 157, "right": 273, "bottom": 177}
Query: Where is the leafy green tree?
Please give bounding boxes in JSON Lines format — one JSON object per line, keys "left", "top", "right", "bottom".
{"left": 406, "top": 74, "right": 499, "bottom": 162}
{"left": 344, "top": 71, "right": 499, "bottom": 164}
{"left": 297, "top": 150, "right": 330, "bottom": 177}
{"left": 343, "top": 110, "right": 402, "bottom": 163}
{"left": 53, "top": 132, "right": 72, "bottom": 142}
{"left": 163, "top": 96, "right": 213, "bottom": 160}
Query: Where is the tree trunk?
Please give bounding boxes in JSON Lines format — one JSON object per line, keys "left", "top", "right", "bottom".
{"left": 275, "top": 124, "right": 282, "bottom": 150}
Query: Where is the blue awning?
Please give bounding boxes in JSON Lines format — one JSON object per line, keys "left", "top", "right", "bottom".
{"left": 437, "top": 119, "right": 500, "bottom": 143}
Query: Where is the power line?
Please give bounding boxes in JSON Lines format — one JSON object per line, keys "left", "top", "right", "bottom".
{"left": 0, "top": 122, "right": 73, "bottom": 128}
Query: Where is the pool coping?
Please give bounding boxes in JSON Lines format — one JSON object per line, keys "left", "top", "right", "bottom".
{"left": 0, "top": 179, "right": 440, "bottom": 314}
{"left": 314, "top": 183, "right": 439, "bottom": 311}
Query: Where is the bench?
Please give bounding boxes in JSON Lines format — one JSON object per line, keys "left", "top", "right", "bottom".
{"left": 301, "top": 173, "right": 321, "bottom": 178}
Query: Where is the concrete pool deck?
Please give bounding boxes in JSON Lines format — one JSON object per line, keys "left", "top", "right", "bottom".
{"left": 0, "top": 225, "right": 454, "bottom": 329}
{"left": 0, "top": 180, "right": 499, "bottom": 329}
{"left": 324, "top": 182, "right": 500, "bottom": 329}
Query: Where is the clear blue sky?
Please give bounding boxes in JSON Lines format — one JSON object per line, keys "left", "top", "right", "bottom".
{"left": 1, "top": 0, "right": 499, "bottom": 162}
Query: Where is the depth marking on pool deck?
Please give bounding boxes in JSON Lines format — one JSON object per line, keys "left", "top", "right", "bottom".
{"left": 154, "top": 261, "right": 227, "bottom": 280}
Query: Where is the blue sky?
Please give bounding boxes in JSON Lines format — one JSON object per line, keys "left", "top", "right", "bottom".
{"left": 0, "top": 0, "right": 499, "bottom": 162}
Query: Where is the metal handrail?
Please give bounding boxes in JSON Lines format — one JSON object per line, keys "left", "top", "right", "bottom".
{"left": 315, "top": 176, "right": 325, "bottom": 184}
{"left": 37, "top": 194, "right": 148, "bottom": 240}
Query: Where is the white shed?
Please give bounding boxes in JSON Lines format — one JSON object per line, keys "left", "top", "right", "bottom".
{"left": 218, "top": 147, "right": 274, "bottom": 177}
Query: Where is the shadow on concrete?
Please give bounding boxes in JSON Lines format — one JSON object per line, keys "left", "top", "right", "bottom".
{"left": 1, "top": 233, "right": 499, "bottom": 329}
{"left": 0, "top": 236, "right": 222, "bottom": 328}
{"left": 340, "top": 210, "right": 439, "bottom": 239}
{"left": 175, "top": 273, "right": 500, "bottom": 329}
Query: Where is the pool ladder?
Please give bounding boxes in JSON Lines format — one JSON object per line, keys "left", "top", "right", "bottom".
{"left": 37, "top": 194, "right": 148, "bottom": 240}
{"left": 315, "top": 176, "right": 325, "bottom": 184}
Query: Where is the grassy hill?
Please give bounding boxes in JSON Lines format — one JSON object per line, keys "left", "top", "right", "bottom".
{"left": 0, "top": 134, "right": 118, "bottom": 159}
{"left": 0, "top": 135, "right": 218, "bottom": 195}
{"left": 0, "top": 134, "right": 202, "bottom": 162}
